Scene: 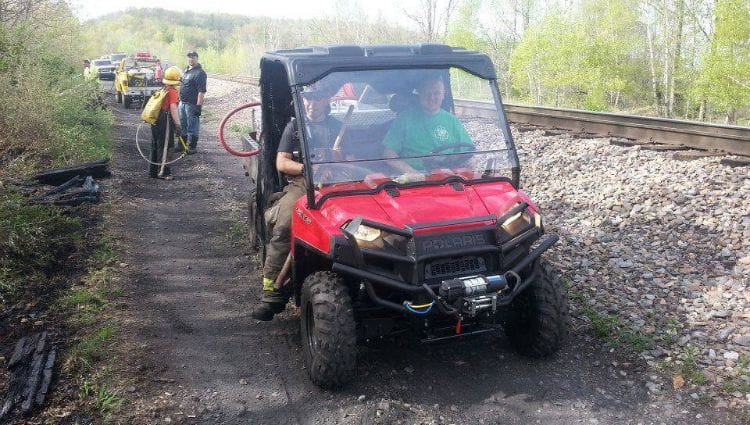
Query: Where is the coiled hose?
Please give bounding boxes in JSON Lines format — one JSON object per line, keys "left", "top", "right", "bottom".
{"left": 218, "top": 102, "right": 262, "bottom": 157}
{"left": 134, "top": 123, "right": 188, "bottom": 166}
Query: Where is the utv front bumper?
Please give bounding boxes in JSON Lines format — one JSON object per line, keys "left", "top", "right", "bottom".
{"left": 329, "top": 203, "right": 559, "bottom": 317}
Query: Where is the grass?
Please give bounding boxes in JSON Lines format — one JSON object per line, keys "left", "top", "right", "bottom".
{"left": 226, "top": 221, "right": 249, "bottom": 246}
{"left": 720, "top": 378, "right": 750, "bottom": 394}
{"left": 0, "top": 191, "right": 82, "bottom": 303}
{"left": 79, "top": 378, "right": 125, "bottom": 415}
{"left": 679, "top": 345, "right": 709, "bottom": 386}
{"left": 202, "top": 108, "right": 216, "bottom": 121}
{"left": 228, "top": 123, "right": 254, "bottom": 134}
{"left": 577, "top": 305, "right": 655, "bottom": 353}
{"left": 68, "top": 325, "right": 117, "bottom": 371}
{"left": 738, "top": 354, "right": 749, "bottom": 370}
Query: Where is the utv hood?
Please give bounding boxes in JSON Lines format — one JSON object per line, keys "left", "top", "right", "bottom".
{"left": 318, "top": 181, "right": 524, "bottom": 231}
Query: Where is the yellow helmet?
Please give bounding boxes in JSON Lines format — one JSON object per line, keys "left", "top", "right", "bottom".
{"left": 163, "top": 66, "right": 181, "bottom": 85}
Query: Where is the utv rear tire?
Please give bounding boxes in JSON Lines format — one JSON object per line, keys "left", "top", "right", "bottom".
{"left": 504, "top": 260, "right": 569, "bottom": 357}
{"left": 300, "top": 271, "right": 356, "bottom": 388}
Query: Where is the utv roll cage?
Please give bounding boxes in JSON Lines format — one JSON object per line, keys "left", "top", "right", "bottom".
{"left": 257, "top": 44, "right": 521, "bottom": 211}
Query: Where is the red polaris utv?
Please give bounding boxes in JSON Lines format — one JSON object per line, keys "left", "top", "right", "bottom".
{"left": 230, "top": 44, "right": 569, "bottom": 388}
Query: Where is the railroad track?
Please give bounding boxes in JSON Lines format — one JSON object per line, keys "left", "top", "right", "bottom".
{"left": 211, "top": 73, "right": 750, "bottom": 158}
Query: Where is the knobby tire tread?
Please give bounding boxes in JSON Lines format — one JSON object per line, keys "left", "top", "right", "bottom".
{"left": 300, "top": 271, "right": 356, "bottom": 388}
{"left": 505, "top": 260, "right": 570, "bottom": 357}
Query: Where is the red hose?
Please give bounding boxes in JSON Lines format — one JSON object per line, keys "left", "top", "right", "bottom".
{"left": 218, "top": 101, "right": 262, "bottom": 157}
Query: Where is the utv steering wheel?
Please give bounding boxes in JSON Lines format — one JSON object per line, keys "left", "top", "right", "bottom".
{"left": 424, "top": 142, "right": 476, "bottom": 169}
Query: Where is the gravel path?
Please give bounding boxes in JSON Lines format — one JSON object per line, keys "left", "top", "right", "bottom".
{"left": 102, "top": 77, "right": 747, "bottom": 424}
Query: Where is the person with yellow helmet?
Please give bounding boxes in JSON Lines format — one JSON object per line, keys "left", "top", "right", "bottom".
{"left": 149, "top": 66, "right": 182, "bottom": 179}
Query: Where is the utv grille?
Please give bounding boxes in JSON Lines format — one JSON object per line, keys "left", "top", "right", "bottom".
{"left": 424, "top": 256, "right": 486, "bottom": 279}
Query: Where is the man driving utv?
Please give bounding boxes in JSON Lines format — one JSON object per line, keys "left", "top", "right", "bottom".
{"left": 251, "top": 84, "right": 341, "bottom": 321}
{"left": 384, "top": 75, "right": 472, "bottom": 175}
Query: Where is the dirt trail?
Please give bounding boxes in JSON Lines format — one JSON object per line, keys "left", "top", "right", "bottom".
{"left": 104, "top": 79, "right": 738, "bottom": 425}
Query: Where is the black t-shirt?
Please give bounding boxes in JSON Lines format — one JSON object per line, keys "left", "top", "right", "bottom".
{"left": 179, "top": 64, "right": 207, "bottom": 105}
{"left": 278, "top": 117, "right": 342, "bottom": 155}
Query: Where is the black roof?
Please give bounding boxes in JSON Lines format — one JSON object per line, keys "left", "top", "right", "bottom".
{"left": 260, "top": 44, "right": 497, "bottom": 86}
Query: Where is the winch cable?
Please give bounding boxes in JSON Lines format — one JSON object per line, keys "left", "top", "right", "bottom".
{"left": 218, "top": 102, "right": 262, "bottom": 157}
{"left": 134, "top": 123, "right": 188, "bottom": 166}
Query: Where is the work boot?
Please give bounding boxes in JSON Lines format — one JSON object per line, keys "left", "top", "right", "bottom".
{"left": 188, "top": 136, "right": 198, "bottom": 154}
{"left": 250, "top": 277, "right": 287, "bottom": 321}
{"left": 250, "top": 301, "right": 286, "bottom": 321}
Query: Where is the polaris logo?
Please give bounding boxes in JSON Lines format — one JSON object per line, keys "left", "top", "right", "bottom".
{"left": 421, "top": 234, "right": 487, "bottom": 252}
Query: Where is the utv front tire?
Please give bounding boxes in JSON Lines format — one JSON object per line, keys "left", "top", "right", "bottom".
{"left": 300, "top": 271, "right": 356, "bottom": 388}
{"left": 504, "top": 260, "right": 569, "bottom": 357}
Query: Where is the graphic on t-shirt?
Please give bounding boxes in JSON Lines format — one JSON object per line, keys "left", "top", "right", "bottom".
{"left": 433, "top": 125, "right": 449, "bottom": 142}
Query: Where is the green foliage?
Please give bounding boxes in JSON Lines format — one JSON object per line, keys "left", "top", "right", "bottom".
{"left": 69, "top": 325, "right": 117, "bottom": 370}
{"left": 81, "top": 8, "right": 416, "bottom": 75}
{"left": 78, "top": 379, "right": 125, "bottom": 414}
{"left": 680, "top": 345, "right": 709, "bottom": 385}
{"left": 510, "top": 0, "right": 642, "bottom": 110}
{"left": 0, "top": 192, "right": 81, "bottom": 302}
{"left": 692, "top": 0, "right": 750, "bottom": 115}
{"left": 0, "top": 5, "right": 112, "bottom": 174}
{"left": 579, "top": 306, "right": 654, "bottom": 352}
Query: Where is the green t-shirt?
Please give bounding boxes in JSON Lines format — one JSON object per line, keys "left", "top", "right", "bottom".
{"left": 383, "top": 108, "right": 472, "bottom": 168}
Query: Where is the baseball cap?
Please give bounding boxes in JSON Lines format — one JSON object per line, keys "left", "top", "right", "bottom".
{"left": 187, "top": 51, "right": 199, "bottom": 58}
{"left": 302, "top": 82, "right": 335, "bottom": 99}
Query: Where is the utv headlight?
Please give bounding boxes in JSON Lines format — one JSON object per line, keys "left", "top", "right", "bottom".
{"left": 342, "top": 219, "right": 382, "bottom": 244}
{"left": 501, "top": 211, "right": 533, "bottom": 235}
{"left": 352, "top": 224, "right": 381, "bottom": 242}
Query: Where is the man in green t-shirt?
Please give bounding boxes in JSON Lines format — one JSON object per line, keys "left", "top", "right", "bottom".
{"left": 383, "top": 77, "right": 473, "bottom": 174}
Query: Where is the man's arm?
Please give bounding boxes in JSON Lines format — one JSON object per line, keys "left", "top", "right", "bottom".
{"left": 276, "top": 152, "right": 303, "bottom": 176}
{"left": 169, "top": 103, "right": 181, "bottom": 131}
{"left": 276, "top": 120, "right": 303, "bottom": 175}
{"left": 384, "top": 148, "right": 418, "bottom": 174}
{"left": 197, "top": 71, "right": 207, "bottom": 106}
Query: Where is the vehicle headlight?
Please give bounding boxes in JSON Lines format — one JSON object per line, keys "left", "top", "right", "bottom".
{"left": 352, "top": 224, "right": 381, "bottom": 242}
{"left": 501, "top": 211, "right": 532, "bottom": 235}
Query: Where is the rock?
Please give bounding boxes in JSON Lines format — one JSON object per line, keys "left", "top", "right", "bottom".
{"left": 357, "top": 395, "right": 366, "bottom": 402}
{"left": 404, "top": 366, "right": 414, "bottom": 374}
{"left": 650, "top": 348, "right": 668, "bottom": 358}
{"left": 646, "top": 381, "right": 661, "bottom": 393}
{"left": 617, "top": 259, "right": 634, "bottom": 268}
{"left": 733, "top": 335, "right": 750, "bottom": 346}
{"left": 377, "top": 400, "right": 390, "bottom": 411}
{"left": 718, "top": 327, "right": 735, "bottom": 340}
{"left": 239, "top": 379, "right": 247, "bottom": 385}
{"left": 723, "top": 351, "right": 740, "bottom": 361}
{"left": 711, "top": 310, "right": 731, "bottom": 319}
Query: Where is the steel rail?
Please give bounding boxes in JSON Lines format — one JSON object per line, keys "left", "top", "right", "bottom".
{"left": 456, "top": 100, "right": 750, "bottom": 157}
{"left": 209, "top": 73, "right": 750, "bottom": 157}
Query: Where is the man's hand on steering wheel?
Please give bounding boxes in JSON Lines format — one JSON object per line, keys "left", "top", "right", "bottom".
{"left": 424, "top": 142, "right": 476, "bottom": 169}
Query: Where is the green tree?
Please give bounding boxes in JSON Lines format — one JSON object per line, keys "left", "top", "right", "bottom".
{"left": 692, "top": 0, "right": 750, "bottom": 123}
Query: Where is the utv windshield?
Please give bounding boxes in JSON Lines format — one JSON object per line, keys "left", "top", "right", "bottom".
{"left": 297, "top": 68, "right": 515, "bottom": 199}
